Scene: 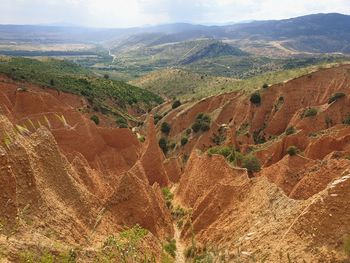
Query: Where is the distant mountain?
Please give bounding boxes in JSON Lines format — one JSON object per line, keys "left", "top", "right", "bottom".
{"left": 180, "top": 42, "right": 247, "bottom": 64}
{"left": 0, "top": 13, "right": 349, "bottom": 53}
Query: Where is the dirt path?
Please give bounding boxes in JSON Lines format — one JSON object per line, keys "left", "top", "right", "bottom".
{"left": 170, "top": 184, "right": 186, "bottom": 263}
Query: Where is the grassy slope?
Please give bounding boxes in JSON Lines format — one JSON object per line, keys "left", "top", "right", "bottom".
{"left": 131, "top": 62, "right": 350, "bottom": 100}
{"left": 0, "top": 57, "right": 163, "bottom": 119}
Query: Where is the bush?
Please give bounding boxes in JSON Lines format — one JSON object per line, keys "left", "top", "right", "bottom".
{"left": 192, "top": 113, "right": 211, "bottom": 133}
{"left": 154, "top": 114, "right": 161, "bottom": 124}
{"left": 181, "top": 137, "right": 188, "bottom": 146}
{"left": 162, "top": 187, "right": 174, "bottom": 209}
{"left": 262, "top": 83, "right": 269, "bottom": 89}
{"left": 328, "top": 92, "right": 345, "bottom": 104}
{"left": 285, "top": 126, "right": 296, "bottom": 135}
{"left": 161, "top": 122, "right": 171, "bottom": 135}
{"left": 242, "top": 154, "right": 261, "bottom": 175}
{"left": 164, "top": 239, "right": 177, "bottom": 258}
{"left": 207, "top": 146, "right": 233, "bottom": 158}
{"left": 286, "top": 146, "right": 299, "bottom": 156}
{"left": 103, "top": 74, "right": 109, "bottom": 79}
{"left": 302, "top": 108, "right": 318, "bottom": 118}
{"left": 159, "top": 138, "right": 168, "bottom": 154}
{"left": 116, "top": 117, "right": 128, "bottom": 128}
{"left": 250, "top": 92, "right": 261, "bottom": 105}
{"left": 172, "top": 100, "right": 181, "bottom": 109}
{"left": 90, "top": 115, "right": 99, "bottom": 125}
{"left": 185, "top": 128, "right": 192, "bottom": 135}
{"left": 344, "top": 115, "right": 350, "bottom": 125}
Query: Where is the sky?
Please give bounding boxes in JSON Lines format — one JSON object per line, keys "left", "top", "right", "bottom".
{"left": 1, "top": 0, "right": 350, "bottom": 28}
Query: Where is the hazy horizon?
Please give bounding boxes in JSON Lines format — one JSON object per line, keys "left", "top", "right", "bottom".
{"left": 1, "top": 0, "right": 350, "bottom": 28}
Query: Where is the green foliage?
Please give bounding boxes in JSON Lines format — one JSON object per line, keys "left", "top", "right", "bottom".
{"left": 163, "top": 240, "right": 177, "bottom": 258}
{"left": 262, "top": 83, "right": 269, "bottom": 89}
{"left": 154, "top": 114, "right": 162, "bottom": 124}
{"left": 302, "top": 107, "right": 318, "bottom": 118}
{"left": 103, "top": 74, "right": 109, "bottom": 79}
{"left": 328, "top": 92, "right": 345, "bottom": 104}
{"left": 181, "top": 137, "right": 188, "bottom": 146}
{"left": 161, "top": 122, "right": 171, "bottom": 135}
{"left": 19, "top": 249, "right": 77, "bottom": 263}
{"left": 185, "top": 128, "right": 192, "bottom": 136}
{"left": 242, "top": 154, "right": 261, "bottom": 174}
{"left": 192, "top": 113, "right": 211, "bottom": 133}
{"left": 138, "top": 135, "right": 145, "bottom": 143}
{"left": 116, "top": 117, "right": 128, "bottom": 128}
{"left": 344, "top": 115, "right": 350, "bottom": 125}
{"left": 161, "top": 187, "right": 174, "bottom": 209}
{"left": 0, "top": 57, "right": 163, "bottom": 118}
{"left": 250, "top": 92, "right": 261, "bottom": 105}
{"left": 344, "top": 234, "right": 350, "bottom": 257}
{"left": 171, "top": 100, "right": 181, "bottom": 109}
{"left": 285, "top": 126, "right": 296, "bottom": 135}
{"left": 101, "top": 225, "right": 151, "bottom": 262}
{"left": 286, "top": 146, "right": 299, "bottom": 156}
{"left": 159, "top": 138, "right": 169, "bottom": 154}
{"left": 90, "top": 115, "right": 99, "bottom": 125}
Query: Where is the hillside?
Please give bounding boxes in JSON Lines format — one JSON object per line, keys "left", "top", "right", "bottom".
{"left": 1, "top": 64, "right": 350, "bottom": 262}
{"left": 0, "top": 57, "right": 163, "bottom": 121}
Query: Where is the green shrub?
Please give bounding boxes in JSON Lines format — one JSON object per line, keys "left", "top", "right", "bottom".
{"left": 181, "top": 137, "right": 188, "bottom": 146}
{"left": 163, "top": 239, "right": 177, "bottom": 258}
{"left": 328, "top": 92, "right": 345, "bottom": 104}
{"left": 343, "top": 115, "right": 350, "bottom": 125}
{"left": 103, "top": 74, "right": 109, "bottom": 79}
{"left": 116, "top": 117, "right": 128, "bottom": 128}
{"left": 262, "top": 83, "right": 269, "bottom": 89}
{"left": 138, "top": 135, "right": 145, "bottom": 143}
{"left": 90, "top": 115, "right": 99, "bottom": 125}
{"left": 285, "top": 126, "right": 296, "bottom": 135}
{"left": 161, "top": 122, "right": 171, "bottom": 135}
{"left": 162, "top": 187, "right": 174, "bottom": 209}
{"left": 242, "top": 154, "right": 261, "bottom": 175}
{"left": 185, "top": 128, "right": 192, "bottom": 135}
{"left": 250, "top": 92, "right": 261, "bottom": 105}
{"left": 154, "top": 114, "right": 162, "bottom": 124}
{"left": 302, "top": 108, "right": 318, "bottom": 118}
{"left": 192, "top": 113, "right": 211, "bottom": 133}
{"left": 286, "top": 146, "right": 299, "bottom": 156}
{"left": 172, "top": 100, "right": 181, "bottom": 109}
{"left": 159, "top": 138, "right": 168, "bottom": 154}
{"left": 207, "top": 146, "right": 233, "bottom": 158}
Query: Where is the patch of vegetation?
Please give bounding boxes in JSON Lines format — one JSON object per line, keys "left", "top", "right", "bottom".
{"left": 262, "top": 83, "right": 269, "bottom": 89}
{"left": 286, "top": 146, "right": 300, "bottom": 156}
{"left": 163, "top": 239, "right": 177, "bottom": 258}
{"left": 19, "top": 248, "right": 77, "bottom": 263}
{"left": 212, "top": 126, "right": 227, "bottom": 145}
{"left": 159, "top": 138, "right": 169, "bottom": 154}
{"left": 161, "top": 122, "right": 171, "bottom": 135}
{"left": 242, "top": 154, "right": 261, "bottom": 175}
{"left": 161, "top": 187, "right": 174, "bottom": 209}
{"left": 171, "top": 100, "right": 181, "bottom": 109}
{"left": 90, "top": 115, "right": 99, "bottom": 125}
{"left": 302, "top": 107, "right": 318, "bottom": 118}
{"left": 250, "top": 92, "right": 261, "bottom": 105}
{"left": 116, "top": 117, "right": 128, "bottom": 128}
{"left": 0, "top": 57, "right": 163, "bottom": 120}
{"left": 328, "top": 92, "right": 345, "bottom": 104}
{"left": 100, "top": 225, "right": 152, "bottom": 262}
{"left": 154, "top": 114, "right": 162, "bottom": 124}
{"left": 344, "top": 115, "right": 350, "bottom": 125}
{"left": 285, "top": 126, "right": 296, "bottom": 135}
{"left": 191, "top": 113, "right": 211, "bottom": 133}
{"left": 137, "top": 135, "right": 145, "bottom": 143}
{"left": 181, "top": 137, "right": 188, "bottom": 146}
{"left": 236, "top": 122, "right": 250, "bottom": 137}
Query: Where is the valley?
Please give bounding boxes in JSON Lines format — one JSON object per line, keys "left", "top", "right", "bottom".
{"left": 0, "top": 11, "right": 350, "bottom": 263}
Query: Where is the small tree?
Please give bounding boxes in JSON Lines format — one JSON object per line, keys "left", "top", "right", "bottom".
{"left": 159, "top": 138, "right": 168, "bottom": 154}
{"left": 161, "top": 122, "right": 171, "bottom": 135}
{"left": 262, "top": 83, "right": 269, "bottom": 89}
{"left": 181, "top": 137, "right": 188, "bottom": 146}
{"left": 172, "top": 100, "right": 181, "bottom": 109}
{"left": 242, "top": 154, "right": 261, "bottom": 176}
{"left": 250, "top": 92, "right": 261, "bottom": 105}
{"left": 302, "top": 108, "right": 318, "bottom": 118}
{"left": 103, "top": 74, "right": 109, "bottom": 79}
{"left": 116, "top": 117, "right": 128, "bottom": 128}
{"left": 90, "top": 115, "right": 99, "bottom": 125}
{"left": 328, "top": 92, "right": 345, "bottom": 104}
{"left": 285, "top": 126, "right": 296, "bottom": 136}
{"left": 286, "top": 146, "right": 299, "bottom": 156}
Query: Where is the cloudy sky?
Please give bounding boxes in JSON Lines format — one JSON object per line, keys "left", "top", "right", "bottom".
{"left": 1, "top": 0, "right": 350, "bottom": 28}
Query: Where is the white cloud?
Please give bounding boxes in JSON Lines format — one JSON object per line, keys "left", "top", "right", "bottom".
{"left": 0, "top": 0, "right": 349, "bottom": 27}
